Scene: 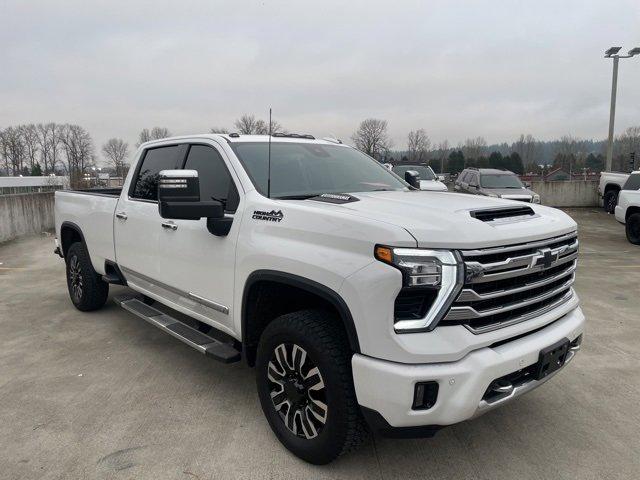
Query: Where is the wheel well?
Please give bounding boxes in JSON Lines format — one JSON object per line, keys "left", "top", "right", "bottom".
{"left": 627, "top": 206, "right": 640, "bottom": 221}
{"left": 604, "top": 184, "right": 621, "bottom": 194}
{"left": 242, "top": 273, "right": 360, "bottom": 366}
{"left": 60, "top": 223, "right": 84, "bottom": 257}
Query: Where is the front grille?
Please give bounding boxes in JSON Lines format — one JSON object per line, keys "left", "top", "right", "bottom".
{"left": 441, "top": 231, "right": 578, "bottom": 333}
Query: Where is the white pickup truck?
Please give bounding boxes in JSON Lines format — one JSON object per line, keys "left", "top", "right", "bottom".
{"left": 599, "top": 171, "right": 631, "bottom": 213}
{"left": 54, "top": 133, "right": 584, "bottom": 464}
{"left": 614, "top": 172, "right": 640, "bottom": 244}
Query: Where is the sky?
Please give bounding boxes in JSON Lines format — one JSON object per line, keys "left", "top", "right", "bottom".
{"left": 1, "top": 0, "right": 639, "bottom": 165}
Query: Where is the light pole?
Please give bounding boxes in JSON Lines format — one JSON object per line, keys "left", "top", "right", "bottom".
{"left": 604, "top": 46, "right": 640, "bottom": 172}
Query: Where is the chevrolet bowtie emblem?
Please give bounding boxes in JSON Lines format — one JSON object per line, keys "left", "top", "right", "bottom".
{"left": 534, "top": 248, "right": 558, "bottom": 269}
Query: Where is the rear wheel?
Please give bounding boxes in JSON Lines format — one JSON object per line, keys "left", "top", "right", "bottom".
{"left": 255, "top": 310, "right": 367, "bottom": 464}
{"left": 66, "top": 242, "right": 109, "bottom": 311}
{"left": 604, "top": 190, "right": 618, "bottom": 214}
{"left": 626, "top": 213, "right": 640, "bottom": 245}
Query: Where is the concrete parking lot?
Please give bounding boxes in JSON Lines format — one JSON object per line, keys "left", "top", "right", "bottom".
{"left": 1, "top": 208, "right": 639, "bottom": 480}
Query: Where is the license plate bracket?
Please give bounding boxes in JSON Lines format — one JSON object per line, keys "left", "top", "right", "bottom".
{"left": 535, "top": 337, "right": 570, "bottom": 380}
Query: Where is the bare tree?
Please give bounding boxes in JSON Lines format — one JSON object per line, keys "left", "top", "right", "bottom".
{"left": 351, "top": 118, "right": 393, "bottom": 160}
{"left": 137, "top": 127, "right": 172, "bottom": 147}
{"left": 102, "top": 138, "right": 129, "bottom": 179}
{"left": 60, "top": 124, "right": 95, "bottom": 187}
{"left": 19, "top": 124, "right": 40, "bottom": 173}
{"left": 210, "top": 126, "right": 230, "bottom": 134}
{"left": 0, "top": 126, "right": 26, "bottom": 175}
{"left": 233, "top": 114, "right": 285, "bottom": 135}
{"left": 557, "top": 135, "right": 578, "bottom": 156}
{"left": 407, "top": 129, "right": 431, "bottom": 163}
{"left": 512, "top": 134, "right": 538, "bottom": 166}
{"left": 234, "top": 114, "right": 259, "bottom": 134}
{"left": 616, "top": 126, "right": 640, "bottom": 156}
{"left": 36, "top": 122, "right": 63, "bottom": 174}
{"left": 436, "top": 140, "right": 450, "bottom": 173}
{"left": 462, "top": 136, "right": 487, "bottom": 160}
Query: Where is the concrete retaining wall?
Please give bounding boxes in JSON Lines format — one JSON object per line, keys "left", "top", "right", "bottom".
{"left": 0, "top": 192, "right": 55, "bottom": 243}
{"left": 530, "top": 180, "right": 599, "bottom": 207}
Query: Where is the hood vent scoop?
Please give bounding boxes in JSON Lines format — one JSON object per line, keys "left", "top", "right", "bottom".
{"left": 470, "top": 206, "right": 535, "bottom": 223}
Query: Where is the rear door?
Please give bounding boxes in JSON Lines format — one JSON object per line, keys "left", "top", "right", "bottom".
{"left": 114, "top": 144, "right": 186, "bottom": 282}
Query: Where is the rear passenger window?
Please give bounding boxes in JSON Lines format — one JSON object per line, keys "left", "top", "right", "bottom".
{"left": 623, "top": 174, "right": 640, "bottom": 190}
{"left": 184, "top": 145, "right": 239, "bottom": 213}
{"left": 131, "top": 146, "right": 182, "bottom": 201}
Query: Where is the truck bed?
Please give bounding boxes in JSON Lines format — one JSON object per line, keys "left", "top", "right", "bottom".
{"left": 54, "top": 189, "right": 121, "bottom": 273}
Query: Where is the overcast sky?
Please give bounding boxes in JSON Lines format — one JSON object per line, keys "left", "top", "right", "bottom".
{"left": 1, "top": 0, "right": 639, "bottom": 164}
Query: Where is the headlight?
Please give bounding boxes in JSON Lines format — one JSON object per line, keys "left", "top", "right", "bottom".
{"left": 532, "top": 194, "right": 540, "bottom": 204}
{"left": 375, "top": 246, "right": 463, "bottom": 332}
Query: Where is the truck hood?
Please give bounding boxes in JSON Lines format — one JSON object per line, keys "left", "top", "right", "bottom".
{"left": 316, "top": 190, "right": 576, "bottom": 249}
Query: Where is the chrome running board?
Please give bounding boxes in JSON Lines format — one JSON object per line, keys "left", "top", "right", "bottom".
{"left": 114, "top": 294, "right": 240, "bottom": 364}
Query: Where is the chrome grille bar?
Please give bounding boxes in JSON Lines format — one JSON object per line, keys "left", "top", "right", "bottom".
{"left": 460, "top": 290, "right": 575, "bottom": 334}
{"left": 465, "top": 247, "right": 577, "bottom": 284}
{"left": 446, "top": 277, "right": 575, "bottom": 320}
{"left": 457, "top": 260, "right": 577, "bottom": 302}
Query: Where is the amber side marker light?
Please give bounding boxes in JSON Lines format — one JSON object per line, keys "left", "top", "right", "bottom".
{"left": 375, "top": 245, "right": 393, "bottom": 264}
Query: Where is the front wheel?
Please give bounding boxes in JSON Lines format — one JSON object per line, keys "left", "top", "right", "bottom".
{"left": 604, "top": 190, "right": 618, "bottom": 214}
{"left": 255, "top": 310, "right": 367, "bottom": 464}
{"left": 627, "top": 213, "right": 640, "bottom": 245}
{"left": 66, "top": 242, "right": 109, "bottom": 311}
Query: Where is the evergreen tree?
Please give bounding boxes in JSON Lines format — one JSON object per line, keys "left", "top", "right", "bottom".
{"left": 30, "top": 163, "right": 42, "bottom": 176}
{"left": 448, "top": 150, "right": 465, "bottom": 173}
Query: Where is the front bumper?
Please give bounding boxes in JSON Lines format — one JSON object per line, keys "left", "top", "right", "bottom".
{"left": 352, "top": 306, "right": 584, "bottom": 430}
{"left": 614, "top": 205, "right": 625, "bottom": 224}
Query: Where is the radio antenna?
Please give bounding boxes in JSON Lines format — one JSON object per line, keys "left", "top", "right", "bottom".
{"left": 267, "top": 107, "right": 272, "bottom": 198}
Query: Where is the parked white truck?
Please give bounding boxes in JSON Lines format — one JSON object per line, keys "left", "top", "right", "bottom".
{"left": 599, "top": 171, "right": 631, "bottom": 213}
{"left": 614, "top": 171, "right": 640, "bottom": 244}
{"left": 54, "top": 134, "right": 584, "bottom": 464}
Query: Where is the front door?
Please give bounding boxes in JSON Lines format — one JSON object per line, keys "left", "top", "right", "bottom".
{"left": 152, "top": 141, "right": 243, "bottom": 334}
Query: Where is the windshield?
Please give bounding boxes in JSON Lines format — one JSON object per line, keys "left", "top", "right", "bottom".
{"left": 231, "top": 142, "right": 408, "bottom": 198}
{"left": 480, "top": 174, "right": 523, "bottom": 189}
{"left": 392, "top": 165, "right": 436, "bottom": 181}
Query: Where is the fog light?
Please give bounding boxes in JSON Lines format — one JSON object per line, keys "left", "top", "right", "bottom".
{"left": 412, "top": 381, "right": 439, "bottom": 410}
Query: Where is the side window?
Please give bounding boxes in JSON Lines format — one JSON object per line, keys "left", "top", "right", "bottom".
{"left": 623, "top": 174, "right": 640, "bottom": 191}
{"left": 184, "top": 145, "right": 239, "bottom": 213}
{"left": 131, "top": 146, "right": 182, "bottom": 201}
{"left": 460, "top": 171, "right": 470, "bottom": 183}
{"left": 470, "top": 173, "right": 479, "bottom": 185}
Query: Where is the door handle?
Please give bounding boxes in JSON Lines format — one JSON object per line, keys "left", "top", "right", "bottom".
{"left": 161, "top": 221, "right": 178, "bottom": 231}
{"left": 116, "top": 211, "right": 128, "bottom": 220}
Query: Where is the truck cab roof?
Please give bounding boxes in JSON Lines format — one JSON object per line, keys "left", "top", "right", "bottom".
{"left": 139, "top": 133, "right": 344, "bottom": 149}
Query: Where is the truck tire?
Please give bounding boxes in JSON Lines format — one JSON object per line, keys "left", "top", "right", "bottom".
{"left": 66, "top": 242, "right": 109, "bottom": 311}
{"left": 255, "top": 310, "right": 368, "bottom": 464}
{"left": 626, "top": 213, "right": 640, "bottom": 245}
{"left": 604, "top": 190, "right": 618, "bottom": 214}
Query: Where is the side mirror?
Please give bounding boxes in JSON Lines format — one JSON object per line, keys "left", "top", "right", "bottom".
{"left": 158, "top": 170, "right": 224, "bottom": 221}
{"left": 437, "top": 175, "right": 445, "bottom": 181}
{"left": 524, "top": 181, "right": 532, "bottom": 189}
{"left": 405, "top": 170, "right": 421, "bottom": 189}
{"left": 469, "top": 181, "right": 478, "bottom": 189}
